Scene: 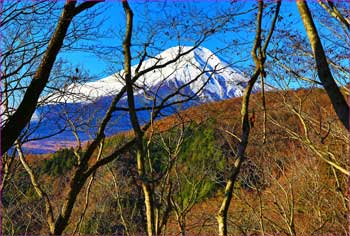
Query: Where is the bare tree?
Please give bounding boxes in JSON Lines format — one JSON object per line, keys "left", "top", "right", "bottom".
{"left": 1, "top": 0, "right": 102, "bottom": 154}
{"left": 216, "top": 1, "right": 281, "bottom": 235}
{"left": 296, "top": 0, "right": 349, "bottom": 131}
{"left": 8, "top": 1, "right": 349, "bottom": 235}
{"left": 317, "top": 1, "right": 349, "bottom": 31}
{"left": 2, "top": 0, "right": 233, "bottom": 234}
{"left": 121, "top": 2, "right": 219, "bottom": 235}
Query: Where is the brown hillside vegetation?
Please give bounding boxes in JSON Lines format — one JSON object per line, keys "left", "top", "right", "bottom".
{"left": 3, "top": 88, "right": 349, "bottom": 235}
{"left": 3, "top": 0, "right": 349, "bottom": 235}
{"left": 149, "top": 88, "right": 348, "bottom": 235}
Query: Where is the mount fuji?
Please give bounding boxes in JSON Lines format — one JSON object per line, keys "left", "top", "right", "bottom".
{"left": 26, "top": 46, "right": 259, "bottom": 153}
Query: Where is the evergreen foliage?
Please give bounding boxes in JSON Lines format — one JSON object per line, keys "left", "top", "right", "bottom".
{"left": 41, "top": 148, "right": 77, "bottom": 176}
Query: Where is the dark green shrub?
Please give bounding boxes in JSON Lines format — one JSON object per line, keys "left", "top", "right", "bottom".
{"left": 41, "top": 148, "right": 77, "bottom": 176}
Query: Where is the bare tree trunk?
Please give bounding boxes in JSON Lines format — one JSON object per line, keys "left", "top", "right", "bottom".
{"left": 216, "top": 1, "right": 281, "bottom": 234}
{"left": 141, "top": 178, "right": 156, "bottom": 236}
{"left": 216, "top": 70, "right": 259, "bottom": 236}
{"left": 347, "top": 84, "right": 350, "bottom": 235}
{"left": 296, "top": 0, "right": 349, "bottom": 131}
{"left": 317, "top": 1, "right": 350, "bottom": 31}
{"left": 122, "top": 1, "right": 155, "bottom": 235}
{"left": 136, "top": 145, "right": 155, "bottom": 236}
{"left": 178, "top": 217, "right": 186, "bottom": 236}
{"left": 73, "top": 141, "right": 104, "bottom": 234}
{"left": 1, "top": 0, "right": 101, "bottom": 154}
{"left": 53, "top": 168, "right": 86, "bottom": 235}
{"left": 15, "top": 141, "right": 55, "bottom": 234}
{"left": 216, "top": 168, "right": 242, "bottom": 236}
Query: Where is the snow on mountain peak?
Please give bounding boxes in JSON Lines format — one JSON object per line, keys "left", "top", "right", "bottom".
{"left": 44, "top": 46, "right": 253, "bottom": 104}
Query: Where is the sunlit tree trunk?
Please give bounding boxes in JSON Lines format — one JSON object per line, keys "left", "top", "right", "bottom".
{"left": 216, "top": 69, "right": 259, "bottom": 236}
{"left": 296, "top": 0, "right": 349, "bottom": 131}
{"left": 122, "top": 1, "right": 155, "bottom": 235}
{"left": 15, "top": 141, "right": 55, "bottom": 234}
{"left": 216, "top": 1, "right": 281, "bottom": 234}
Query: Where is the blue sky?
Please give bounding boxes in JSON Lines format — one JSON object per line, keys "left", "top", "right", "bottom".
{"left": 59, "top": 0, "right": 333, "bottom": 90}
{"left": 61, "top": 1, "right": 301, "bottom": 78}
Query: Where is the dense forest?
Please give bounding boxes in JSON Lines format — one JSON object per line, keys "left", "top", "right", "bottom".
{"left": 1, "top": 0, "right": 349, "bottom": 235}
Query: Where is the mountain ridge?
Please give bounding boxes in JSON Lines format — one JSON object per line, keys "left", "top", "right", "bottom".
{"left": 42, "top": 46, "right": 254, "bottom": 104}
{"left": 27, "top": 46, "right": 260, "bottom": 153}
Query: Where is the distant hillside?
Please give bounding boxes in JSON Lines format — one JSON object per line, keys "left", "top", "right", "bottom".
{"left": 24, "top": 46, "right": 263, "bottom": 154}
{"left": 7, "top": 88, "right": 348, "bottom": 235}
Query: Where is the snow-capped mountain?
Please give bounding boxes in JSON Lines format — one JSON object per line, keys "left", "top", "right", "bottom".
{"left": 26, "top": 46, "right": 259, "bottom": 153}
{"left": 44, "top": 46, "right": 253, "bottom": 105}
